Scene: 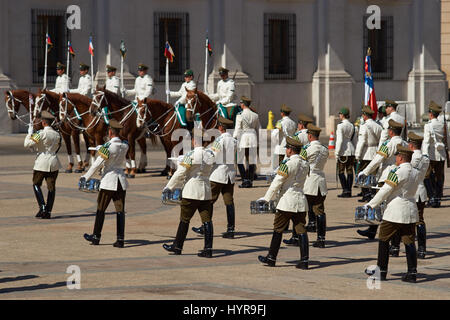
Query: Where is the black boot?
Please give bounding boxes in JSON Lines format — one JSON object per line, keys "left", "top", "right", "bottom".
{"left": 283, "top": 226, "right": 299, "bottom": 246}
{"left": 372, "top": 240, "right": 389, "bottom": 281}
{"left": 389, "top": 233, "right": 401, "bottom": 257}
{"left": 237, "top": 164, "right": 246, "bottom": 182}
{"left": 305, "top": 211, "right": 316, "bottom": 232}
{"left": 416, "top": 224, "right": 426, "bottom": 259}
{"left": 198, "top": 221, "right": 213, "bottom": 258}
{"left": 337, "top": 173, "right": 349, "bottom": 197}
{"left": 33, "top": 185, "right": 46, "bottom": 218}
{"left": 113, "top": 212, "right": 125, "bottom": 248}
{"left": 346, "top": 174, "right": 353, "bottom": 197}
{"left": 313, "top": 214, "right": 326, "bottom": 248}
{"left": 423, "top": 178, "right": 433, "bottom": 204}
{"left": 84, "top": 210, "right": 105, "bottom": 245}
{"left": 296, "top": 233, "right": 309, "bottom": 269}
{"left": 41, "top": 190, "right": 55, "bottom": 219}
{"left": 192, "top": 225, "right": 205, "bottom": 235}
{"left": 248, "top": 165, "right": 256, "bottom": 187}
{"left": 222, "top": 204, "right": 235, "bottom": 238}
{"left": 357, "top": 225, "right": 378, "bottom": 240}
{"left": 402, "top": 243, "right": 417, "bottom": 283}
{"left": 258, "top": 231, "right": 282, "bottom": 267}
{"left": 163, "top": 220, "right": 190, "bottom": 255}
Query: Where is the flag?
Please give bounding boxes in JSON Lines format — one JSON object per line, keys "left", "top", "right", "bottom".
{"left": 46, "top": 33, "right": 53, "bottom": 52}
{"left": 164, "top": 41, "right": 175, "bottom": 63}
{"left": 364, "top": 48, "right": 377, "bottom": 120}
{"left": 120, "top": 40, "right": 127, "bottom": 58}
{"left": 207, "top": 37, "right": 212, "bottom": 56}
{"left": 89, "top": 36, "right": 94, "bottom": 56}
{"left": 68, "top": 41, "right": 75, "bottom": 57}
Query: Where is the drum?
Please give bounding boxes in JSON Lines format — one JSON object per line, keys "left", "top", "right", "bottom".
{"left": 354, "top": 204, "right": 385, "bottom": 225}
{"left": 78, "top": 178, "right": 100, "bottom": 193}
{"left": 161, "top": 188, "right": 182, "bottom": 205}
{"left": 355, "top": 174, "right": 377, "bottom": 188}
{"left": 250, "top": 200, "right": 277, "bottom": 214}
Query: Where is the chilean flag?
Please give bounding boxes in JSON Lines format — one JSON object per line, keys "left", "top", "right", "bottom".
{"left": 68, "top": 41, "right": 75, "bottom": 57}
{"left": 46, "top": 33, "right": 53, "bottom": 52}
{"left": 89, "top": 36, "right": 94, "bottom": 56}
{"left": 164, "top": 41, "right": 175, "bottom": 63}
{"left": 364, "top": 50, "right": 377, "bottom": 120}
{"left": 207, "top": 37, "right": 212, "bottom": 56}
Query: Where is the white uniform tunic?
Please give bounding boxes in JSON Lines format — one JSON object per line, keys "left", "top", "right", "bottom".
{"left": 209, "top": 132, "right": 237, "bottom": 184}
{"left": 50, "top": 74, "right": 69, "bottom": 94}
{"left": 70, "top": 74, "right": 92, "bottom": 96}
{"left": 126, "top": 74, "right": 154, "bottom": 100}
{"left": 170, "top": 80, "right": 196, "bottom": 105}
{"left": 24, "top": 126, "right": 62, "bottom": 172}
{"left": 166, "top": 147, "right": 215, "bottom": 200}
{"left": 422, "top": 118, "right": 449, "bottom": 161}
{"left": 82, "top": 137, "right": 129, "bottom": 191}
{"left": 355, "top": 118, "right": 383, "bottom": 160}
{"left": 368, "top": 162, "right": 419, "bottom": 224}
{"left": 411, "top": 149, "right": 430, "bottom": 203}
{"left": 209, "top": 78, "right": 236, "bottom": 107}
{"left": 362, "top": 135, "right": 408, "bottom": 182}
{"left": 303, "top": 141, "right": 329, "bottom": 196}
{"left": 335, "top": 119, "right": 357, "bottom": 157}
{"left": 378, "top": 111, "right": 405, "bottom": 148}
{"left": 105, "top": 76, "right": 120, "bottom": 95}
{"left": 294, "top": 129, "right": 309, "bottom": 146}
{"left": 233, "top": 108, "right": 260, "bottom": 148}
{"left": 263, "top": 154, "right": 310, "bottom": 213}
{"left": 274, "top": 116, "right": 297, "bottom": 155}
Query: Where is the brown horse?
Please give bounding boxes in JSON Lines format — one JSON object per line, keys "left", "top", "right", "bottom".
{"left": 4, "top": 89, "right": 36, "bottom": 123}
{"left": 35, "top": 89, "right": 92, "bottom": 173}
{"left": 185, "top": 88, "right": 219, "bottom": 130}
{"left": 89, "top": 88, "right": 156, "bottom": 178}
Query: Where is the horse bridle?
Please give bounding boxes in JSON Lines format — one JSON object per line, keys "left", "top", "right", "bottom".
{"left": 185, "top": 94, "right": 199, "bottom": 115}
{"left": 91, "top": 91, "right": 109, "bottom": 115}
{"left": 5, "top": 91, "right": 22, "bottom": 119}
{"left": 136, "top": 100, "right": 153, "bottom": 128}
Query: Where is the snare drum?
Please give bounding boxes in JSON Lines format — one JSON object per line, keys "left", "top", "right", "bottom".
{"left": 78, "top": 178, "right": 100, "bottom": 193}
{"left": 250, "top": 200, "right": 277, "bottom": 214}
{"left": 161, "top": 188, "right": 182, "bottom": 205}
{"left": 354, "top": 205, "right": 384, "bottom": 224}
{"left": 355, "top": 175, "right": 377, "bottom": 188}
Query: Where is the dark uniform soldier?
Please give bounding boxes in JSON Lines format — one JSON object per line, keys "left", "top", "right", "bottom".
{"left": 24, "top": 110, "right": 62, "bottom": 219}
{"left": 82, "top": 119, "right": 129, "bottom": 248}
{"left": 365, "top": 145, "right": 420, "bottom": 282}
{"left": 257, "top": 136, "right": 310, "bottom": 269}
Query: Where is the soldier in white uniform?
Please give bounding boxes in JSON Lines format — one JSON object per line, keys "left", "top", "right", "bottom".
{"left": 294, "top": 113, "right": 314, "bottom": 146}
{"left": 389, "top": 132, "right": 430, "bottom": 259}
{"left": 364, "top": 145, "right": 420, "bottom": 283}
{"left": 233, "top": 96, "right": 260, "bottom": 188}
{"left": 257, "top": 136, "right": 311, "bottom": 269}
{"left": 377, "top": 105, "right": 388, "bottom": 128}
{"left": 70, "top": 63, "right": 92, "bottom": 96}
{"left": 422, "top": 101, "right": 449, "bottom": 208}
{"left": 355, "top": 106, "right": 382, "bottom": 202}
{"left": 335, "top": 107, "right": 357, "bottom": 198}
{"left": 302, "top": 124, "right": 329, "bottom": 248}
{"left": 122, "top": 63, "right": 154, "bottom": 101}
{"left": 82, "top": 119, "right": 129, "bottom": 248}
{"left": 162, "top": 135, "right": 216, "bottom": 258}
{"left": 24, "top": 111, "right": 61, "bottom": 219}
{"left": 105, "top": 65, "right": 120, "bottom": 95}
{"left": 274, "top": 104, "right": 297, "bottom": 165}
{"left": 167, "top": 69, "right": 197, "bottom": 129}
{"left": 208, "top": 67, "right": 239, "bottom": 122}
{"left": 357, "top": 119, "right": 408, "bottom": 240}
{"left": 378, "top": 100, "right": 405, "bottom": 148}
{"left": 49, "top": 62, "right": 69, "bottom": 94}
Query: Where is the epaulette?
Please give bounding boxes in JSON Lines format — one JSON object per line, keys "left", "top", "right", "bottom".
{"left": 281, "top": 158, "right": 289, "bottom": 164}
{"left": 122, "top": 140, "right": 129, "bottom": 145}
{"left": 98, "top": 142, "right": 110, "bottom": 160}
{"left": 300, "top": 148, "right": 308, "bottom": 160}
{"left": 180, "top": 150, "right": 194, "bottom": 168}
{"left": 385, "top": 169, "right": 399, "bottom": 187}
{"left": 211, "top": 139, "right": 222, "bottom": 153}
{"left": 30, "top": 131, "right": 42, "bottom": 143}
{"left": 377, "top": 144, "right": 389, "bottom": 158}
{"left": 277, "top": 163, "right": 289, "bottom": 177}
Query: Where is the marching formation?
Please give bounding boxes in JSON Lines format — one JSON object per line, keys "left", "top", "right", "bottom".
{"left": 5, "top": 59, "right": 450, "bottom": 284}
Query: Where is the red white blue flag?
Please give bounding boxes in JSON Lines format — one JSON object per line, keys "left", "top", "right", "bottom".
{"left": 89, "top": 36, "right": 94, "bottom": 56}
{"left": 68, "top": 41, "right": 75, "bottom": 57}
{"left": 364, "top": 49, "right": 377, "bottom": 120}
{"left": 164, "top": 41, "right": 174, "bottom": 63}
{"left": 207, "top": 37, "right": 212, "bottom": 56}
{"left": 46, "top": 33, "right": 53, "bottom": 52}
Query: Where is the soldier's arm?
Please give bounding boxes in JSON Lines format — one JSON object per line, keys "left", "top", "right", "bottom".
{"left": 82, "top": 155, "right": 105, "bottom": 181}
{"left": 141, "top": 77, "right": 153, "bottom": 98}
{"left": 166, "top": 161, "right": 189, "bottom": 190}
{"left": 335, "top": 124, "right": 343, "bottom": 156}
{"left": 60, "top": 76, "right": 70, "bottom": 93}
{"left": 367, "top": 182, "right": 393, "bottom": 208}
{"left": 362, "top": 153, "right": 384, "bottom": 175}
{"left": 355, "top": 125, "right": 367, "bottom": 160}
{"left": 233, "top": 116, "right": 242, "bottom": 139}
{"left": 421, "top": 124, "right": 430, "bottom": 156}
{"left": 169, "top": 85, "right": 182, "bottom": 98}
{"left": 263, "top": 164, "right": 288, "bottom": 201}
{"left": 24, "top": 131, "right": 40, "bottom": 149}
{"left": 378, "top": 129, "right": 389, "bottom": 149}
{"left": 218, "top": 83, "right": 235, "bottom": 105}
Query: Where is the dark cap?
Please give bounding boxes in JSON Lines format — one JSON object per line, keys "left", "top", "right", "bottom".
{"left": 286, "top": 136, "right": 303, "bottom": 149}
{"left": 138, "top": 63, "right": 148, "bottom": 71}
{"left": 339, "top": 107, "right": 350, "bottom": 116}
{"left": 385, "top": 100, "right": 398, "bottom": 108}
{"left": 280, "top": 104, "right": 292, "bottom": 114}
{"left": 218, "top": 116, "right": 234, "bottom": 128}
{"left": 297, "top": 113, "right": 313, "bottom": 124}
{"left": 388, "top": 119, "right": 404, "bottom": 129}
{"left": 306, "top": 123, "right": 321, "bottom": 135}
{"left": 362, "top": 105, "right": 374, "bottom": 115}
{"left": 240, "top": 96, "right": 251, "bottom": 107}
{"left": 56, "top": 62, "right": 66, "bottom": 70}
{"left": 109, "top": 119, "right": 123, "bottom": 129}
{"left": 184, "top": 69, "right": 194, "bottom": 77}
{"left": 395, "top": 144, "right": 413, "bottom": 157}
{"left": 79, "top": 63, "right": 89, "bottom": 71}
{"left": 408, "top": 132, "right": 424, "bottom": 143}
{"left": 429, "top": 101, "right": 442, "bottom": 113}
{"left": 106, "top": 65, "right": 117, "bottom": 72}
{"left": 40, "top": 110, "right": 55, "bottom": 120}
{"left": 218, "top": 67, "right": 229, "bottom": 74}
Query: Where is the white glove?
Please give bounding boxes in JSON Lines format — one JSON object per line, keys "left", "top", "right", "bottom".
{"left": 163, "top": 187, "right": 171, "bottom": 193}
{"left": 257, "top": 197, "right": 267, "bottom": 203}
{"left": 120, "top": 87, "right": 126, "bottom": 95}
{"left": 165, "top": 89, "right": 170, "bottom": 95}
{"left": 28, "top": 124, "right": 34, "bottom": 135}
{"left": 358, "top": 171, "right": 366, "bottom": 179}
{"left": 362, "top": 204, "right": 372, "bottom": 210}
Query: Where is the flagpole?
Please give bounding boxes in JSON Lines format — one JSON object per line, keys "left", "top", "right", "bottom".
{"left": 204, "top": 37, "right": 208, "bottom": 94}
{"left": 121, "top": 55, "right": 124, "bottom": 98}
{"left": 166, "top": 57, "right": 169, "bottom": 103}
{"left": 90, "top": 36, "right": 94, "bottom": 94}
{"left": 66, "top": 41, "right": 70, "bottom": 88}
{"left": 43, "top": 25, "right": 49, "bottom": 90}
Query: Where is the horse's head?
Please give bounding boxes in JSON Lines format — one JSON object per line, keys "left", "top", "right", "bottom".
{"left": 185, "top": 88, "right": 200, "bottom": 123}
{"left": 90, "top": 89, "right": 108, "bottom": 115}
{"left": 136, "top": 98, "right": 151, "bottom": 129}
{"left": 58, "top": 92, "right": 71, "bottom": 120}
{"left": 4, "top": 90, "right": 22, "bottom": 120}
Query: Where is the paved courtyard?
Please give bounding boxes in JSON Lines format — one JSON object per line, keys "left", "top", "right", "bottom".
{"left": 0, "top": 134, "right": 449, "bottom": 300}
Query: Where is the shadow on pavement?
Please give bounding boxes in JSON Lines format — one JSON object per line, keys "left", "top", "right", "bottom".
{"left": 285, "top": 256, "right": 375, "bottom": 270}
{"left": 0, "top": 281, "right": 67, "bottom": 294}
{"left": 0, "top": 275, "right": 40, "bottom": 284}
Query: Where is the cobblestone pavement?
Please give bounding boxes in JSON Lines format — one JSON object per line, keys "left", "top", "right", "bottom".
{"left": 0, "top": 134, "right": 449, "bottom": 300}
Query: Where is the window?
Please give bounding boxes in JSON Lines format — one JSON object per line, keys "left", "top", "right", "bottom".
{"left": 363, "top": 16, "right": 393, "bottom": 79}
{"left": 264, "top": 13, "right": 296, "bottom": 80}
{"left": 154, "top": 12, "right": 190, "bottom": 82}
{"left": 32, "top": 9, "right": 71, "bottom": 84}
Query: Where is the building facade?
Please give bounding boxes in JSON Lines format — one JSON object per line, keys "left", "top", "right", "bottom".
{"left": 0, "top": 0, "right": 447, "bottom": 133}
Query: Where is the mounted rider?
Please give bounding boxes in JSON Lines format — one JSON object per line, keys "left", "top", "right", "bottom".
{"left": 70, "top": 63, "right": 93, "bottom": 97}
{"left": 208, "top": 67, "right": 240, "bottom": 124}
{"left": 105, "top": 65, "right": 120, "bottom": 95}
{"left": 49, "top": 62, "right": 69, "bottom": 94}
{"left": 167, "top": 69, "right": 197, "bottom": 131}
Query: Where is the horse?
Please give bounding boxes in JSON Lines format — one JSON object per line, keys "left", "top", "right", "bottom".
{"left": 35, "top": 89, "right": 92, "bottom": 173}
{"left": 4, "top": 89, "right": 36, "bottom": 123}
{"left": 185, "top": 88, "right": 219, "bottom": 130}
{"left": 90, "top": 88, "right": 156, "bottom": 178}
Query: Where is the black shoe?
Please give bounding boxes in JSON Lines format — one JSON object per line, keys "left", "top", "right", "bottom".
{"left": 357, "top": 228, "right": 376, "bottom": 240}
{"left": 296, "top": 260, "right": 309, "bottom": 270}
{"left": 222, "top": 229, "right": 235, "bottom": 239}
{"left": 312, "top": 239, "right": 325, "bottom": 248}
{"left": 389, "top": 246, "right": 400, "bottom": 257}
{"left": 197, "top": 249, "right": 212, "bottom": 258}
{"left": 305, "top": 223, "right": 316, "bottom": 233}
{"left": 113, "top": 240, "right": 124, "bottom": 248}
{"left": 258, "top": 255, "right": 276, "bottom": 267}
{"left": 35, "top": 209, "right": 44, "bottom": 218}
{"left": 192, "top": 225, "right": 204, "bottom": 235}
{"left": 239, "top": 180, "right": 252, "bottom": 188}
{"left": 84, "top": 233, "right": 100, "bottom": 245}
{"left": 162, "top": 243, "right": 181, "bottom": 255}
{"left": 283, "top": 236, "right": 299, "bottom": 246}
{"left": 338, "top": 191, "right": 351, "bottom": 198}
{"left": 41, "top": 211, "right": 51, "bottom": 219}
{"left": 417, "top": 248, "right": 426, "bottom": 259}
{"left": 402, "top": 272, "right": 417, "bottom": 283}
